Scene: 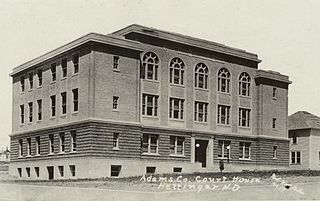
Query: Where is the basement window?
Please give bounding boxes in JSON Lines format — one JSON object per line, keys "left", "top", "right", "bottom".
{"left": 26, "top": 167, "right": 30, "bottom": 177}
{"left": 17, "top": 168, "right": 22, "bottom": 177}
{"left": 58, "top": 166, "right": 64, "bottom": 177}
{"left": 111, "top": 165, "right": 121, "bottom": 177}
{"left": 173, "top": 167, "right": 182, "bottom": 173}
{"left": 146, "top": 166, "right": 156, "bottom": 174}
{"left": 34, "top": 167, "right": 39, "bottom": 177}
{"left": 69, "top": 165, "right": 75, "bottom": 177}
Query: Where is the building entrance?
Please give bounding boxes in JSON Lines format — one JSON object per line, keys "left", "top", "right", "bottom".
{"left": 195, "top": 140, "right": 208, "bottom": 167}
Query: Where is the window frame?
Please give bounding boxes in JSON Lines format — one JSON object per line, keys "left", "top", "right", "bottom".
{"left": 169, "top": 136, "right": 185, "bottom": 156}
{"left": 51, "top": 63, "right": 56, "bottom": 82}
{"left": 28, "top": 72, "right": 33, "bottom": 90}
{"left": 239, "top": 141, "right": 251, "bottom": 159}
{"left": 113, "top": 56, "right": 120, "bottom": 70}
{"left": 72, "top": 88, "right": 78, "bottom": 112}
{"left": 72, "top": 54, "right": 79, "bottom": 74}
{"left": 195, "top": 63, "right": 209, "bottom": 89}
{"left": 273, "top": 146, "right": 277, "bottom": 159}
{"left": 142, "top": 134, "right": 159, "bottom": 154}
{"left": 49, "top": 134, "right": 54, "bottom": 154}
{"left": 37, "top": 99, "right": 42, "bottom": 121}
{"left": 217, "top": 140, "right": 231, "bottom": 159}
{"left": 239, "top": 108, "right": 251, "bottom": 127}
{"left": 28, "top": 102, "right": 33, "bottom": 123}
{"left": 141, "top": 52, "right": 159, "bottom": 81}
{"left": 61, "top": 58, "right": 68, "bottom": 78}
{"left": 20, "top": 76, "right": 25, "bottom": 92}
{"left": 239, "top": 72, "right": 251, "bottom": 96}
{"left": 142, "top": 94, "right": 159, "bottom": 117}
{"left": 20, "top": 104, "right": 24, "bottom": 124}
{"left": 18, "top": 139, "right": 23, "bottom": 157}
{"left": 217, "top": 105, "right": 230, "bottom": 125}
{"left": 169, "top": 98, "right": 184, "bottom": 120}
{"left": 27, "top": 138, "right": 31, "bottom": 156}
{"left": 59, "top": 132, "right": 65, "bottom": 153}
{"left": 218, "top": 68, "right": 231, "bottom": 93}
{"left": 36, "top": 136, "right": 40, "bottom": 155}
{"left": 113, "top": 133, "right": 119, "bottom": 149}
{"left": 70, "top": 130, "right": 77, "bottom": 152}
{"left": 291, "top": 151, "right": 301, "bottom": 164}
{"left": 194, "top": 101, "right": 208, "bottom": 122}
{"left": 113, "top": 96, "right": 119, "bottom": 111}
{"left": 61, "top": 92, "right": 67, "bottom": 115}
{"left": 37, "top": 68, "right": 43, "bottom": 87}
{"left": 272, "top": 118, "right": 277, "bottom": 129}
{"left": 169, "top": 57, "right": 185, "bottom": 85}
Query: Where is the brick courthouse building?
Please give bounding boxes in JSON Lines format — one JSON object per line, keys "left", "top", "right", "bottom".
{"left": 9, "top": 25, "right": 291, "bottom": 179}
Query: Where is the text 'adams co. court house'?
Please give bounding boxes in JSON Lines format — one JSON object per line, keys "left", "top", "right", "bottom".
{"left": 9, "top": 25, "right": 291, "bottom": 180}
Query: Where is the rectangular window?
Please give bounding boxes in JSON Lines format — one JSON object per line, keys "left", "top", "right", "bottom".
{"left": 20, "top": 105, "right": 24, "bottom": 124}
{"left": 37, "top": 99, "right": 42, "bottom": 121}
{"left": 291, "top": 151, "right": 301, "bottom": 164}
{"left": 58, "top": 166, "right": 64, "bottom": 177}
{"left": 49, "top": 134, "right": 54, "bottom": 154}
{"left": 217, "top": 105, "right": 230, "bottom": 125}
{"left": 239, "top": 108, "right": 251, "bottom": 127}
{"left": 72, "top": 89, "right": 78, "bottom": 112}
{"left": 36, "top": 136, "right": 40, "bottom": 155}
{"left": 51, "top": 95, "right": 56, "bottom": 117}
{"left": 292, "top": 136, "right": 297, "bottom": 144}
{"left": 272, "top": 87, "right": 277, "bottom": 98}
{"left": 28, "top": 102, "right": 33, "bottom": 122}
{"left": 146, "top": 166, "right": 156, "bottom": 174}
{"left": 169, "top": 136, "right": 184, "bottom": 155}
{"left": 61, "top": 92, "right": 67, "bottom": 114}
{"left": 142, "top": 134, "right": 158, "bottom": 154}
{"left": 273, "top": 146, "right": 277, "bottom": 159}
{"left": 272, "top": 118, "right": 276, "bottom": 129}
{"left": 169, "top": 98, "right": 184, "bottom": 119}
{"left": 26, "top": 167, "right": 30, "bottom": 177}
{"left": 51, "top": 63, "right": 56, "bottom": 81}
{"left": 113, "top": 56, "right": 119, "bottom": 69}
{"left": 194, "top": 102, "right": 208, "bottom": 122}
{"left": 20, "top": 76, "right": 25, "bottom": 92}
{"left": 37, "top": 69, "right": 42, "bottom": 87}
{"left": 29, "top": 72, "right": 33, "bottom": 89}
{"left": 113, "top": 133, "right": 119, "bottom": 149}
{"left": 59, "top": 132, "right": 65, "bottom": 153}
{"left": 18, "top": 139, "right": 23, "bottom": 157}
{"left": 239, "top": 142, "right": 251, "bottom": 159}
{"left": 111, "top": 165, "right": 121, "bottom": 177}
{"left": 173, "top": 167, "right": 182, "bottom": 173}
{"left": 113, "top": 96, "right": 119, "bottom": 110}
{"left": 71, "top": 130, "right": 77, "bottom": 152}
{"left": 34, "top": 167, "right": 39, "bottom": 177}
{"left": 72, "top": 54, "right": 79, "bottom": 74}
{"left": 142, "top": 94, "right": 158, "bottom": 116}
{"left": 69, "top": 165, "right": 75, "bottom": 177}
{"left": 218, "top": 140, "right": 231, "bottom": 158}
{"left": 18, "top": 168, "right": 22, "bottom": 177}
{"left": 61, "top": 58, "right": 67, "bottom": 78}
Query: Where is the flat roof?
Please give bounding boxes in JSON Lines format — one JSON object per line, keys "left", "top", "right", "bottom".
{"left": 10, "top": 33, "right": 143, "bottom": 76}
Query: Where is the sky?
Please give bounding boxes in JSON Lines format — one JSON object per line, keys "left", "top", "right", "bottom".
{"left": 0, "top": 0, "right": 320, "bottom": 149}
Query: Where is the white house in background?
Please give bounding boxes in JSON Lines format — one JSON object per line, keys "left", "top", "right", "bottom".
{"left": 289, "top": 111, "right": 320, "bottom": 170}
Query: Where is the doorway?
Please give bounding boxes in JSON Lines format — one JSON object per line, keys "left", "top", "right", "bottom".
{"left": 47, "top": 166, "right": 54, "bottom": 180}
{"left": 195, "top": 140, "right": 208, "bottom": 167}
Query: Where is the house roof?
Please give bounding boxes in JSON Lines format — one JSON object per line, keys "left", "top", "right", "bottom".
{"left": 289, "top": 111, "right": 320, "bottom": 130}
{"left": 113, "top": 24, "right": 261, "bottom": 63}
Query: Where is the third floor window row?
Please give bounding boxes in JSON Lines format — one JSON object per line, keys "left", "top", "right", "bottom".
{"left": 139, "top": 52, "right": 252, "bottom": 96}
{"left": 19, "top": 54, "right": 80, "bottom": 92}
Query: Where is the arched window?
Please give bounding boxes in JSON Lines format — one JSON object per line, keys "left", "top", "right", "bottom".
{"left": 218, "top": 68, "right": 231, "bottom": 93}
{"left": 169, "top": 58, "right": 184, "bottom": 85}
{"left": 141, "top": 52, "right": 159, "bottom": 80}
{"left": 239, "top": 72, "right": 251, "bottom": 96}
{"left": 195, "top": 63, "right": 208, "bottom": 89}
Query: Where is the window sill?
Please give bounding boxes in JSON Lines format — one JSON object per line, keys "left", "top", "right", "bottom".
{"left": 239, "top": 126, "right": 251, "bottom": 130}
{"left": 272, "top": 128, "right": 278, "bottom": 131}
{"left": 50, "top": 81, "right": 56, "bottom": 85}
{"left": 20, "top": 92, "right": 25, "bottom": 95}
{"left": 112, "top": 147, "right": 120, "bottom": 150}
{"left": 48, "top": 153, "right": 54, "bottom": 156}
{"left": 272, "top": 97, "right": 277, "bottom": 100}
{"left": 27, "top": 122, "right": 33, "bottom": 125}
{"left": 217, "top": 124, "right": 231, "bottom": 128}
{"left": 218, "top": 91, "right": 231, "bottom": 96}
{"left": 142, "top": 153, "right": 160, "bottom": 156}
{"left": 58, "top": 152, "right": 65, "bottom": 155}
{"left": 169, "top": 154, "right": 185, "bottom": 158}
{"left": 50, "top": 116, "right": 56, "bottom": 120}
{"left": 69, "top": 151, "right": 77, "bottom": 154}
{"left": 26, "top": 155, "right": 31, "bottom": 158}
{"left": 290, "top": 163, "right": 301, "bottom": 165}
{"left": 113, "top": 109, "right": 119, "bottom": 112}
{"left": 194, "top": 121, "right": 209, "bottom": 125}
{"left": 72, "top": 73, "right": 79, "bottom": 77}
{"left": 36, "top": 120, "right": 42, "bottom": 123}
{"left": 217, "top": 157, "right": 232, "bottom": 160}
{"left": 60, "top": 114, "right": 67, "bottom": 118}
{"left": 19, "top": 124, "right": 24, "bottom": 127}
{"left": 142, "top": 79, "right": 160, "bottom": 84}
{"left": 142, "top": 115, "right": 159, "bottom": 119}
{"left": 113, "top": 69, "right": 120, "bottom": 73}
{"left": 169, "top": 83, "right": 185, "bottom": 88}
{"left": 61, "top": 77, "right": 67, "bottom": 81}
{"left": 195, "top": 88, "right": 209, "bottom": 92}
{"left": 37, "top": 86, "right": 42, "bottom": 89}
{"left": 71, "top": 111, "right": 78, "bottom": 116}
{"left": 18, "top": 156, "right": 24, "bottom": 159}
{"left": 239, "top": 158, "right": 251, "bottom": 161}
{"left": 35, "top": 154, "right": 40, "bottom": 157}
{"left": 239, "top": 95, "right": 251, "bottom": 99}
{"left": 169, "top": 118, "right": 184, "bottom": 122}
{"left": 272, "top": 157, "right": 278, "bottom": 160}
{"left": 28, "top": 89, "right": 34, "bottom": 92}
